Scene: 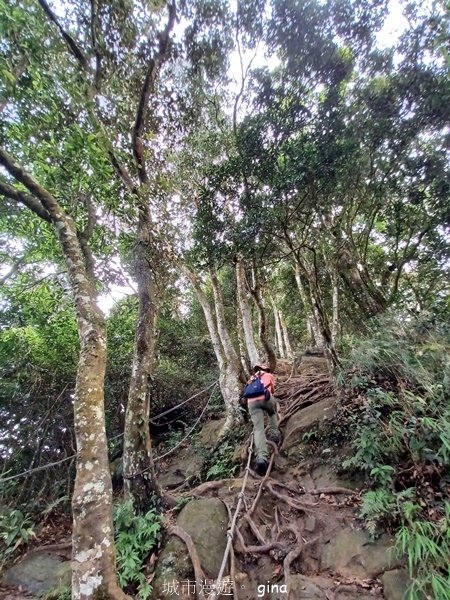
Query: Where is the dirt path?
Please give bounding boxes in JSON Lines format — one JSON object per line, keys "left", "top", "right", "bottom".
{"left": 161, "top": 354, "right": 406, "bottom": 600}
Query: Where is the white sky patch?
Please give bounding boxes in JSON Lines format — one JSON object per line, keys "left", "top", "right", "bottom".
{"left": 376, "top": 0, "right": 409, "bottom": 48}
{"left": 97, "top": 284, "right": 134, "bottom": 315}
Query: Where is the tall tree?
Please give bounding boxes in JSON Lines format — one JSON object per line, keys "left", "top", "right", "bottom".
{"left": 0, "top": 147, "right": 127, "bottom": 600}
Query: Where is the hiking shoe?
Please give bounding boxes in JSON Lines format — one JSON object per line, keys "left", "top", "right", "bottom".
{"left": 255, "top": 457, "right": 269, "bottom": 476}
{"left": 267, "top": 430, "right": 280, "bottom": 444}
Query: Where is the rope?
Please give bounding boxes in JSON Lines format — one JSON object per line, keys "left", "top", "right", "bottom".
{"left": 0, "top": 432, "right": 124, "bottom": 485}
{"left": 124, "top": 383, "right": 218, "bottom": 480}
{"left": 149, "top": 380, "right": 218, "bottom": 424}
{"left": 208, "top": 434, "right": 254, "bottom": 600}
{"left": 0, "top": 381, "right": 218, "bottom": 485}
{"left": 154, "top": 384, "right": 216, "bottom": 462}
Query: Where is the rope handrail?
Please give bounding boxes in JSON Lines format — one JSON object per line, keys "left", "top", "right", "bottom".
{"left": 154, "top": 384, "right": 217, "bottom": 462}
{"left": 208, "top": 434, "right": 254, "bottom": 600}
{"left": 124, "top": 383, "right": 217, "bottom": 480}
{"left": 0, "top": 381, "right": 218, "bottom": 485}
{"left": 149, "top": 380, "right": 218, "bottom": 424}
{"left": 0, "top": 432, "right": 124, "bottom": 484}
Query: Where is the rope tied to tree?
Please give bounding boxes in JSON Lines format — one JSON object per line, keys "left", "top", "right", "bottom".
{"left": 208, "top": 434, "right": 254, "bottom": 600}
{"left": 0, "top": 381, "right": 218, "bottom": 484}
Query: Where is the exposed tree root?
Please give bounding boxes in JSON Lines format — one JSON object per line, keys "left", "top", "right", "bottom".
{"left": 183, "top": 478, "right": 249, "bottom": 496}
{"left": 247, "top": 453, "right": 275, "bottom": 516}
{"left": 283, "top": 525, "right": 303, "bottom": 600}
{"left": 280, "top": 387, "right": 333, "bottom": 425}
{"left": 244, "top": 514, "right": 268, "bottom": 545}
{"left": 266, "top": 482, "right": 318, "bottom": 511}
{"left": 310, "top": 486, "right": 356, "bottom": 495}
{"left": 235, "top": 526, "right": 286, "bottom": 554}
{"left": 168, "top": 525, "right": 206, "bottom": 600}
{"left": 267, "top": 479, "right": 304, "bottom": 495}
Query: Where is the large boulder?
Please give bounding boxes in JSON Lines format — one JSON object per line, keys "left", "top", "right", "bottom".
{"left": 158, "top": 450, "right": 205, "bottom": 490}
{"left": 321, "top": 527, "right": 395, "bottom": 578}
{"left": 2, "top": 552, "right": 71, "bottom": 595}
{"left": 153, "top": 498, "right": 228, "bottom": 598}
{"left": 197, "top": 419, "right": 226, "bottom": 447}
{"left": 282, "top": 397, "right": 336, "bottom": 452}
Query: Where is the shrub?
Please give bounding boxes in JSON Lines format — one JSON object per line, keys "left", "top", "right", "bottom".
{"left": 337, "top": 314, "right": 450, "bottom": 598}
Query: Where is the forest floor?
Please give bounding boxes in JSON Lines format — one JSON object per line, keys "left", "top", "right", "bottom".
{"left": 1, "top": 355, "right": 409, "bottom": 600}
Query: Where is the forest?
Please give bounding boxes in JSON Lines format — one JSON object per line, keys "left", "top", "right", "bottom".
{"left": 0, "top": 0, "right": 449, "bottom": 599}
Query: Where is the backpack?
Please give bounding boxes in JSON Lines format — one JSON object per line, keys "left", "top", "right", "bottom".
{"left": 242, "top": 374, "right": 268, "bottom": 399}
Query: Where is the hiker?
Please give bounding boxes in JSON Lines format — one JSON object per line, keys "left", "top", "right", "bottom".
{"left": 244, "top": 362, "right": 280, "bottom": 475}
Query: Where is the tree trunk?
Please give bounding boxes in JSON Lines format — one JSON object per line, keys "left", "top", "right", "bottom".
{"left": 235, "top": 259, "right": 259, "bottom": 368}
{"left": 307, "top": 268, "right": 339, "bottom": 367}
{"left": 294, "top": 261, "right": 322, "bottom": 346}
{"left": 236, "top": 307, "right": 251, "bottom": 375}
{"left": 209, "top": 268, "right": 242, "bottom": 379}
{"left": 0, "top": 148, "right": 128, "bottom": 600}
{"left": 279, "top": 311, "right": 293, "bottom": 358}
{"left": 333, "top": 236, "right": 387, "bottom": 317}
{"left": 72, "top": 296, "right": 126, "bottom": 600}
{"left": 271, "top": 299, "right": 286, "bottom": 358}
{"left": 122, "top": 207, "right": 162, "bottom": 512}
{"left": 249, "top": 265, "right": 277, "bottom": 372}
{"left": 294, "top": 254, "right": 339, "bottom": 367}
{"left": 331, "top": 270, "right": 339, "bottom": 345}
{"left": 181, "top": 265, "right": 241, "bottom": 437}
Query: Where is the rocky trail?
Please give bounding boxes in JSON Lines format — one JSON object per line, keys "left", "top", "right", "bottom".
{"left": 1, "top": 355, "right": 409, "bottom": 600}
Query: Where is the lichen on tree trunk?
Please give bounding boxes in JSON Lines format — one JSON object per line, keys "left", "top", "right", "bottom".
{"left": 0, "top": 147, "right": 128, "bottom": 600}
{"left": 236, "top": 259, "right": 259, "bottom": 368}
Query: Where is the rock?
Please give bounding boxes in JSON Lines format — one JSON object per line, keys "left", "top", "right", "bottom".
{"left": 197, "top": 419, "right": 226, "bottom": 447}
{"left": 3, "top": 552, "right": 71, "bottom": 595}
{"left": 289, "top": 574, "right": 328, "bottom": 599}
{"left": 159, "top": 450, "right": 204, "bottom": 489}
{"left": 282, "top": 397, "right": 336, "bottom": 451}
{"left": 159, "top": 467, "right": 186, "bottom": 489}
{"left": 381, "top": 569, "right": 412, "bottom": 600}
{"left": 305, "top": 516, "right": 317, "bottom": 532}
{"left": 311, "top": 464, "right": 363, "bottom": 491}
{"left": 299, "top": 355, "right": 330, "bottom": 375}
{"left": 321, "top": 527, "right": 394, "bottom": 578}
{"left": 153, "top": 498, "right": 228, "bottom": 598}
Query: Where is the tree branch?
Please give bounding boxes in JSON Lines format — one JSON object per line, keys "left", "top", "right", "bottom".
{"left": 0, "top": 256, "right": 25, "bottom": 285}
{"left": 37, "top": 0, "right": 89, "bottom": 71}
{"left": 132, "top": 1, "right": 176, "bottom": 184}
{"left": 0, "top": 147, "right": 60, "bottom": 218}
{"left": 90, "top": 0, "right": 102, "bottom": 91}
{"left": 0, "top": 56, "right": 29, "bottom": 115}
{"left": 0, "top": 178, "right": 51, "bottom": 222}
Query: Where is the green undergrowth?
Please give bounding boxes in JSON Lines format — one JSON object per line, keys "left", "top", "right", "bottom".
{"left": 113, "top": 499, "right": 161, "bottom": 600}
{"left": 201, "top": 424, "right": 247, "bottom": 481}
{"left": 0, "top": 508, "right": 36, "bottom": 567}
{"left": 334, "top": 314, "right": 450, "bottom": 599}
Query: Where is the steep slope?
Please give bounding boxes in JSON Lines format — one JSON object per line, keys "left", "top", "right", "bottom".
{"left": 151, "top": 354, "right": 409, "bottom": 600}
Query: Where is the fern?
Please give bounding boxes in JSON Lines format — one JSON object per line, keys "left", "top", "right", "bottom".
{"left": 113, "top": 500, "right": 161, "bottom": 599}
{"left": 395, "top": 504, "right": 450, "bottom": 600}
